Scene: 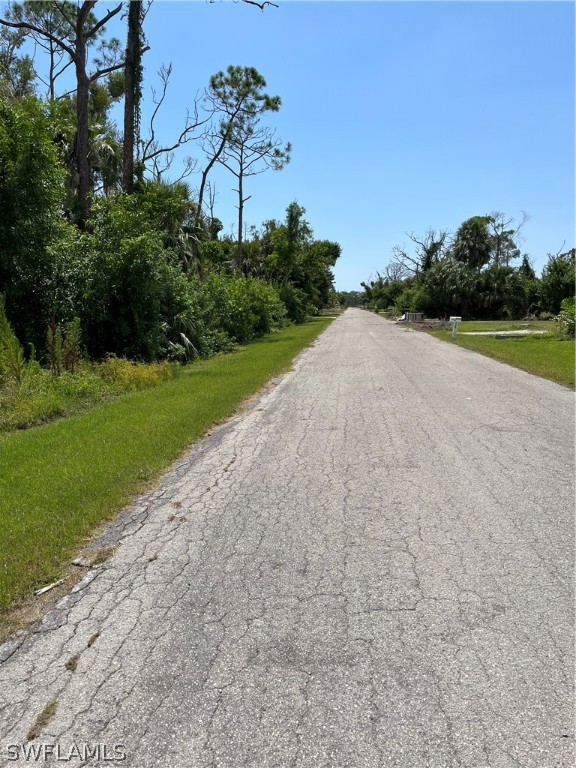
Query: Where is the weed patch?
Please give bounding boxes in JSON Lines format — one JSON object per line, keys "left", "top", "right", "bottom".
{"left": 27, "top": 700, "right": 58, "bottom": 741}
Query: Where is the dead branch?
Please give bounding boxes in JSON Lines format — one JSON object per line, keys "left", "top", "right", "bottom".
{"left": 141, "top": 64, "right": 210, "bottom": 180}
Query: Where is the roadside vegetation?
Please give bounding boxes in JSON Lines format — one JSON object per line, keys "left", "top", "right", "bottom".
{"left": 359, "top": 215, "right": 574, "bottom": 323}
{"left": 0, "top": 5, "right": 341, "bottom": 378}
{"left": 358, "top": 214, "right": 574, "bottom": 387}
{"left": 447, "top": 320, "right": 553, "bottom": 333}
{"left": 0, "top": 4, "right": 344, "bottom": 628}
{"left": 0, "top": 317, "right": 332, "bottom": 618}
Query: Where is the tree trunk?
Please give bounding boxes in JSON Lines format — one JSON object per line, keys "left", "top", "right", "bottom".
{"left": 49, "top": 40, "right": 55, "bottom": 100}
{"left": 237, "top": 167, "right": 244, "bottom": 271}
{"left": 123, "top": 0, "right": 141, "bottom": 193}
{"left": 74, "top": 43, "right": 90, "bottom": 226}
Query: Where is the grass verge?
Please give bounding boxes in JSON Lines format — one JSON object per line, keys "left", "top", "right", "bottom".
{"left": 451, "top": 319, "right": 554, "bottom": 333}
{"left": 0, "top": 360, "right": 177, "bottom": 433}
{"left": 0, "top": 318, "right": 333, "bottom": 616}
{"left": 429, "top": 330, "right": 574, "bottom": 389}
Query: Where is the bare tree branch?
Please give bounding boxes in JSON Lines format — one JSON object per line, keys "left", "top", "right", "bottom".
{"left": 88, "top": 2, "right": 123, "bottom": 39}
{"left": 383, "top": 261, "right": 408, "bottom": 282}
{"left": 0, "top": 16, "right": 76, "bottom": 59}
{"left": 89, "top": 59, "right": 127, "bottom": 83}
{"left": 392, "top": 229, "right": 448, "bottom": 276}
{"left": 208, "top": 0, "right": 278, "bottom": 8}
{"left": 238, "top": 0, "right": 279, "bottom": 9}
{"left": 141, "top": 64, "right": 210, "bottom": 180}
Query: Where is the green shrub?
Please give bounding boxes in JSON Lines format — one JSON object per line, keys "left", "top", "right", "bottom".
{"left": 278, "top": 284, "right": 307, "bottom": 323}
{"left": 245, "top": 279, "right": 287, "bottom": 335}
{"left": 556, "top": 296, "right": 575, "bottom": 338}
{"left": 57, "top": 197, "right": 194, "bottom": 361}
{"left": 540, "top": 250, "right": 576, "bottom": 314}
{"left": 203, "top": 273, "right": 287, "bottom": 343}
{"left": 96, "top": 357, "right": 176, "bottom": 391}
{"left": 0, "top": 98, "right": 66, "bottom": 348}
{"left": 394, "top": 285, "right": 427, "bottom": 315}
{"left": 0, "top": 295, "right": 27, "bottom": 385}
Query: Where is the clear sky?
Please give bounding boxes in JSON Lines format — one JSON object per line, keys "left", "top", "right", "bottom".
{"left": 131, "top": 0, "right": 574, "bottom": 290}
{"left": 9, "top": 0, "right": 575, "bottom": 289}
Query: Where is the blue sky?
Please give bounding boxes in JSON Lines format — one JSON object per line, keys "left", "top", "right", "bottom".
{"left": 8, "top": 0, "right": 575, "bottom": 289}
{"left": 133, "top": 0, "right": 574, "bottom": 289}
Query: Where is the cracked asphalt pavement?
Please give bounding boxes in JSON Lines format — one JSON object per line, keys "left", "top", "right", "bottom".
{"left": 0, "top": 308, "right": 574, "bottom": 767}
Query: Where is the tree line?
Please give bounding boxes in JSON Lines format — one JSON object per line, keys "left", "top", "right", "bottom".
{"left": 0, "top": 1, "right": 340, "bottom": 363}
{"left": 361, "top": 213, "right": 575, "bottom": 321}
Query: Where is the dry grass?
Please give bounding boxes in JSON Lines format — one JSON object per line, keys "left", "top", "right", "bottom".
{"left": 27, "top": 700, "right": 58, "bottom": 741}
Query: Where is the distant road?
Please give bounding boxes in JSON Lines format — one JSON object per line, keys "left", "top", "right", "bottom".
{"left": 1, "top": 308, "right": 573, "bottom": 767}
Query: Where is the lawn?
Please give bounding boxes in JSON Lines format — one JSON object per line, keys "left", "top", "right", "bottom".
{"left": 430, "top": 328, "right": 574, "bottom": 389}
{"left": 0, "top": 318, "right": 333, "bottom": 617}
{"left": 454, "top": 319, "right": 554, "bottom": 333}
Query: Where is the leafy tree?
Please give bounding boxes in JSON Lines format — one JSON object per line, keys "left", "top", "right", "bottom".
{"left": 477, "top": 265, "right": 527, "bottom": 319}
{"left": 422, "top": 259, "right": 477, "bottom": 317}
{"left": 540, "top": 249, "right": 576, "bottom": 314}
{"left": 518, "top": 254, "right": 536, "bottom": 281}
{"left": 298, "top": 240, "right": 341, "bottom": 311}
{"left": 337, "top": 291, "right": 364, "bottom": 308}
{"left": 0, "top": 23, "right": 35, "bottom": 97}
{"left": 0, "top": 1, "right": 125, "bottom": 224}
{"left": 361, "top": 274, "right": 408, "bottom": 311}
{"left": 452, "top": 212, "right": 524, "bottom": 270}
{"left": 451, "top": 216, "right": 493, "bottom": 269}
{"left": 518, "top": 255, "right": 540, "bottom": 315}
{"left": 394, "top": 282, "right": 428, "bottom": 315}
{"left": 0, "top": 97, "right": 65, "bottom": 346}
{"left": 200, "top": 238, "right": 235, "bottom": 271}
{"left": 264, "top": 202, "right": 311, "bottom": 285}
{"left": 56, "top": 194, "right": 192, "bottom": 360}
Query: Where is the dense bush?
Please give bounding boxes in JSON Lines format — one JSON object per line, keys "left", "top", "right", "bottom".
{"left": 203, "top": 273, "right": 286, "bottom": 343}
{"left": 278, "top": 284, "right": 307, "bottom": 324}
{"left": 49, "top": 197, "right": 191, "bottom": 360}
{"left": 393, "top": 284, "right": 427, "bottom": 315}
{"left": 0, "top": 94, "right": 338, "bottom": 368}
{"left": 540, "top": 250, "right": 576, "bottom": 314}
{"left": 556, "top": 296, "right": 575, "bottom": 338}
{"left": 0, "top": 98, "right": 66, "bottom": 347}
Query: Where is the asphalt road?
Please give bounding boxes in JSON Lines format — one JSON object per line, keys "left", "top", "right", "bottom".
{"left": 0, "top": 308, "right": 574, "bottom": 768}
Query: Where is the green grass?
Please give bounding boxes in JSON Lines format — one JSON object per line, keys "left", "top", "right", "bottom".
{"left": 0, "top": 318, "right": 332, "bottom": 613}
{"left": 430, "top": 330, "right": 575, "bottom": 389}
{"left": 454, "top": 319, "right": 554, "bottom": 333}
{"left": 0, "top": 360, "right": 178, "bottom": 433}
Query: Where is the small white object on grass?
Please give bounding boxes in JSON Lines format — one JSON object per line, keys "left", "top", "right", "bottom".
{"left": 449, "top": 316, "right": 462, "bottom": 339}
{"left": 34, "top": 579, "right": 65, "bottom": 597}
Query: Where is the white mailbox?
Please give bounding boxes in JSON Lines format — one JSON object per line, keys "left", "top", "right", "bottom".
{"left": 449, "top": 316, "right": 462, "bottom": 339}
